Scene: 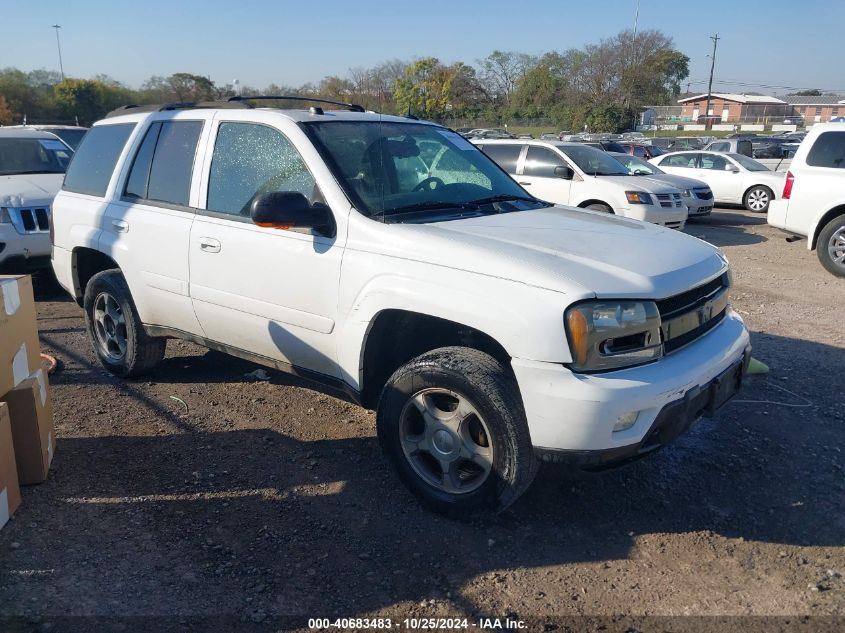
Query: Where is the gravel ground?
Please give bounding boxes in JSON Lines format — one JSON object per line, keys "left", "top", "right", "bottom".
{"left": 0, "top": 207, "right": 843, "bottom": 632}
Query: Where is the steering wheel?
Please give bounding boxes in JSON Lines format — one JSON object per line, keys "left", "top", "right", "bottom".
{"left": 413, "top": 176, "right": 445, "bottom": 192}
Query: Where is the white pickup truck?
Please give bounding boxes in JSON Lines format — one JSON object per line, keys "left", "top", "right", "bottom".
{"left": 50, "top": 98, "right": 751, "bottom": 517}
{"left": 767, "top": 123, "right": 845, "bottom": 277}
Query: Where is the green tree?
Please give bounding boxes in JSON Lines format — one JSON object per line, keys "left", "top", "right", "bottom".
{"left": 0, "top": 95, "right": 15, "bottom": 125}
{"left": 393, "top": 58, "right": 455, "bottom": 119}
{"left": 54, "top": 78, "right": 128, "bottom": 125}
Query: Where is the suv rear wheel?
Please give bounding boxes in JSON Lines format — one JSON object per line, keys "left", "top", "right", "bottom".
{"left": 817, "top": 213, "right": 845, "bottom": 277}
{"left": 376, "top": 347, "right": 537, "bottom": 518}
{"left": 83, "top": 269, "right": 166, "bottom": 377}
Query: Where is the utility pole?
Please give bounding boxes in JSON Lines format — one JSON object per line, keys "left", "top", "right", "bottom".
{"left": 52, "top": 24, "right": 65, "bottom": 81}
{"left": 704, "top": 34, "right": 720, "bottom": 122}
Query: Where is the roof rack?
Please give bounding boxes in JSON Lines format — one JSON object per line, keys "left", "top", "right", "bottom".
{"left": 105, "top": 101, "right": 251, "bottom": 118}
{"left": 104, "top": 95, "right": 366, "bottom": 119}
{"left": 227, "top": 95, "right": 366, "bottom": 113}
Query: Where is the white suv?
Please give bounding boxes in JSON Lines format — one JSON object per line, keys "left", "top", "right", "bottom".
{"left": 767, "top": 123, "right": 845, "bottom": 277}
{"left": 0, "top": 128, "right": 73, "bottom": 272}
{"left": 474, "top": 139, "right": 689, "bottom": 229}
{"left": 51, "top": 98, "right": 751, "bottom": 517}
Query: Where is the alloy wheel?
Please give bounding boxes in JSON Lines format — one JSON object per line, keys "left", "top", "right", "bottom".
{"left": 92, "top": 292, "right": 128, "bottom": 361}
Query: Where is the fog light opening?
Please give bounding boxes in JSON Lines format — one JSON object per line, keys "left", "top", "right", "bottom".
{"left": 613, "top": 411, "right": 639, "bottom": 432}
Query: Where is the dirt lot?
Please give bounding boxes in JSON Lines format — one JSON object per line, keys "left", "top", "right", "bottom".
{"left": 1, "top": 208, "right": 843, "bottom": 632}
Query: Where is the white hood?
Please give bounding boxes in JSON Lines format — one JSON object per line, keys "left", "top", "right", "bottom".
{"left": 386, "top": 206, "right": 727, "bottom": 299}
{"left": 637, "top": 173, "right": 710, "bottom": 191}
{"left": 593, "top": 174, "right": 681, "bottom": 195}
{"left": 0, "top": 174, "right": 64, "bottom": 207}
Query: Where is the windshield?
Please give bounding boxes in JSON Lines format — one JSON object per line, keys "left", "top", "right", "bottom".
{"left": 615, "top": 154, "right": 664, "bottom": 175}
{"left": 47, "top": 128, "right": 87, "bottom": 150}
{"left": 729, "top": 153, "right": 769, "bottom": 171}
{"left": 0, "top": 137, "right": 72, "bottom": 176}
{"left": 303, "top": 121, "right": 547, "bottom": 221}
{"left": 559, "top": 145, "right": 629, "bottom": 176}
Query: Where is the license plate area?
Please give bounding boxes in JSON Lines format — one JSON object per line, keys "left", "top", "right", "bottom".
{"left": 704, "top": 359, "right": 744, "bottom": 416}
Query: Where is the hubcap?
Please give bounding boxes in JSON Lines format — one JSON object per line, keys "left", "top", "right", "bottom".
{"left": 92, "top": 292, "right": 128, "bottom": 361}
{"left": 748, "top": 189, "right": 769, "bottom": 211}
{"left": 829, "top": 225, "right": 845, "bottom": 267}
{"left": 399, "top": 388, "right": 494, "bottom": 495}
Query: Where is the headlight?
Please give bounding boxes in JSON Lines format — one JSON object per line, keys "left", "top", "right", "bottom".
{"left": 625, "top": 191, "right": 653, "bottom": 205}
{"left": 565, "top": 300, "right": 663, "bottom": 372}
{"left": 681, "top": 188, "right": 692, "bottom": 198}
{"left": 0, "top": 207, "right": 12, "bottom": 224}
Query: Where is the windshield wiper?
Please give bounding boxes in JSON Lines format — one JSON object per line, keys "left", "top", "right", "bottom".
{"left": 377, "top": 201, "right": 480, "bottom": 217}
{"left": 469, "top": 193, "right": 538, "bottom": 206}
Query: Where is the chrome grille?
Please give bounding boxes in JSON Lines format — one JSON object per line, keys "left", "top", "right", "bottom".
{"left": 656, "top": 193, "right": 683, "bottom": 208}
{"left": 656, "top": 273, "right": 730, "bottom": 353}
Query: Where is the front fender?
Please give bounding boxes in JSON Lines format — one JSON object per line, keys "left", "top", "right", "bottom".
{"left": 335, "top": 260, "right": 583, "bottom": 390}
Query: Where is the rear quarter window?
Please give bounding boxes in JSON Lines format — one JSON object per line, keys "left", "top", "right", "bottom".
{"left": 806, "top": 132, "right": 845, "bottom": 169}
{"left": 63, "top": 123, "right": 135, "bottom": 197}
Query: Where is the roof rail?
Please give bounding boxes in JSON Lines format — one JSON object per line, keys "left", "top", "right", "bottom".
{"left": 227, "top": 95, "right": 366, "bottom": 113}
{"left": 104, "top": 101, "right": 252, "bottom": 118}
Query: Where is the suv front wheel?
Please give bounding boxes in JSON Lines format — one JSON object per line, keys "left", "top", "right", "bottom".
{"left": 817, "top": 213, "right": 845, "bottom": 277}
{"left": 376, "top": 347, "right": 537, "bottom": 518}
{"left": 83, "top": 269, "right": 166, "bottom": 377}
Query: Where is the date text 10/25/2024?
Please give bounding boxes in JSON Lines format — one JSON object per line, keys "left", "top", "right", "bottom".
{"left": 308, "top": 617, "right": 527, "bottom": 630}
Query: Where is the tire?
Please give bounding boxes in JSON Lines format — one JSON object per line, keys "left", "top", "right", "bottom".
{"left": 743, "top": 185, "right": 773, "bottom": 213}
{"left": 376, "top": 346, "right": 538, "bottom": 519}
{"left": 816, "top": 213, "right": 845, "bottom": 277}
{"left": 83, "top": 269, "right": 166, "bottom": 377}
{"left": 585, "top": 202, "right": 614, "bottom": 213}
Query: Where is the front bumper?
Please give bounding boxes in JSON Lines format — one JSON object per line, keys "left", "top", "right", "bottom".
{"left": 0, "top": 225, "right": 51, "bottom": 271}
{"left": 512, "top": 310, "right": 751, "bottom": 454}
{"left": 624, "top": 205, "right": 688, "bottom": 229}
{"left": 685, "top": 198, "right": 713, "bottom": 216}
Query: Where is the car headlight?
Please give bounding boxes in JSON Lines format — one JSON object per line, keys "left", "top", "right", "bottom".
{"left": 681, "top": 188, "right": 692, "bottom": 198}
{"left": 0, "top": 207, "right": 12, "bottom": 224}
{"left": 625, "top": 191, "right": 653, "bottom": 205}
{"left": 565, "top": 300, "right": 663, "bottom": 372}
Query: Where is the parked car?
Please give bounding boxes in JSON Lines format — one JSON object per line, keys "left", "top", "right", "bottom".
{"left": 0, "top": 128, "right": 73, "bottom": 272}
{"left": 830, "top": 117, "right": 845, "bottom": 123}
{"left": 50, "top": 99, "right": 750, "bottom": 516}
{"left": 540, "top": 133, "right": 560, "bottom": 141}
{"left": 782, "top": 116, "right": 804, "bottom": 126}
{"left": 650, "top": 151, "right": 786, "bottom": 213}
{"left": 468, "top": 128, "right": 514, "bottom": 139}
{"left": 618, "top": 142, "right": 667, "bottom": 159}
{"left": 703, "top": 138, "right": 754, "bottom": 157}
{"left": 2, "top": 124, "right": 89, "bottom": 150}
{"left": 610, "top": 152, "right": 713, "bottom": 217}
{"left": 475, "top": 139, "right": 688, "bottom": 229}
{"left": 579, "top": 140, "right": 629, "bottom": 154}
{"left": 767, "top": 123, "right": 845, "bottom": 276}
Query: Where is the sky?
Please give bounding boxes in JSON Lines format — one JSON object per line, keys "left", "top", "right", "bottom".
{"left": 3, "top": 0, "right": 843, "bottom": 95}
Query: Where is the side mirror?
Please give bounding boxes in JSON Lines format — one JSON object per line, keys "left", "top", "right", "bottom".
{"left": 554, "top": 165, "right": 574, "bottom": 180}
{"left": 250, "top": 191, "right": 333, "bottom": 235}
{"left": 726, "top": 165, "right": 740, "bottom": 173}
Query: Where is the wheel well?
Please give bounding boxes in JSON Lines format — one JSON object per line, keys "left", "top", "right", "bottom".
{"left": 360, "top": 310, "right": 511, "bottom": 409}
{"left": 811, "top": 204, "right": 845, "bottom": 250}
{"left": 578, "top": 199, "right": 613, "bottom": 211}
{"left": 72, "top": 248, "right": 119, "bottom": 306}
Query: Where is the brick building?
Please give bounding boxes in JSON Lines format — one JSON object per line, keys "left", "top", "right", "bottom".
{"left": 678, "top": 93, "right": 789, "bottom": 123}
{"left": 777, "top": 95, "right": 845, "bottom": 124}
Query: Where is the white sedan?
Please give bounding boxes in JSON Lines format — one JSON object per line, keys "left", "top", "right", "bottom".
{"left": 650, "top": 150, "right": 786, "bottom": 213}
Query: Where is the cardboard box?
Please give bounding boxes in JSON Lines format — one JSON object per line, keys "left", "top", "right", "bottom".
{"left": 0, "top": 403, "right": 22, "bottom": 530}
{"left": 1, "top": 369, "right": 54, "bottom": 485}
{"left": 0, "top": 275, "right": 42, "bottom": 398}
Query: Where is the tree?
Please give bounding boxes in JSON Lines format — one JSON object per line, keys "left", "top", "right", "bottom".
{"left": 790, "top": 89, "right": 822, "bottom": 96}
{"left": 54, "top": 78, "right": 128, "bottom": 125}
{"left": 477, "top": 51, "right": 537, "bottom": 106}
{"left": 393, "top": 58, "right": 455, "bottom": 119}
{"left": 141, "top": 73, "right": 216, "bottom": 103}
{"left": 0, "top": 95, "right": 14, "bottom": 125}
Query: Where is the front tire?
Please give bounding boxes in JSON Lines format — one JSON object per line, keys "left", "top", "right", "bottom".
{"left": 586, "top": 202, "right": 614, "bottom": 213}
{"left": 817, "top": 213, "right": 845, "bottom": 277}
{"left": 83, "top": 269, "right": 166, "bottom": 377}
{"left": 744, "top": 185, "right": 773, "bottom": 213}
{"left": 376, "top": 347, "right": 537, "bottom": 518}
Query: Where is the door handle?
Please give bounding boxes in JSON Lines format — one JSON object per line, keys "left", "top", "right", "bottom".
{"left": 198, "top": 237, "right": 221, "bottom": 253}
{"left": 518, "top": 181, "right": 531, "bottom": 185}
{"left": 112, "top": 220, "right": 128, "bottom": 233}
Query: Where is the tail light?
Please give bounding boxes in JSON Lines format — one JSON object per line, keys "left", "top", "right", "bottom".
{"left": 783, "top": 171, "right": 794, "bottom": 199}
